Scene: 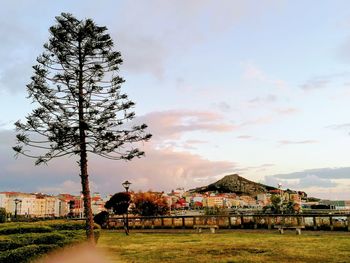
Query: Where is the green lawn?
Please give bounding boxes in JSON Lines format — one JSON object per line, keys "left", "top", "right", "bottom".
{"left": 97, "top": 229, "right": 350, "bottom": 263}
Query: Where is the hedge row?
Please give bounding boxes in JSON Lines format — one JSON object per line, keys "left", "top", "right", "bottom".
{"left": 0, "top": 225, "right": 53, "bottom": 235}
{"left": 0, "top": 220, "right": 100, "bottom": 235}
{"left": 0, "top": 220, "right": 100, "bottom": 262}
{"left": 0, "top": 244, "right": 59, "bottom": 263}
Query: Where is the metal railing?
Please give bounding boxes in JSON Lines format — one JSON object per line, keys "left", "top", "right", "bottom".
{"left": 107, "top": 213, "right": 350, "bottom": 231}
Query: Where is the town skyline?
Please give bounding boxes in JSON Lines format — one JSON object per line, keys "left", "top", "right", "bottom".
{"left": 1, "top": 1, "right": 350, "bottom": 200}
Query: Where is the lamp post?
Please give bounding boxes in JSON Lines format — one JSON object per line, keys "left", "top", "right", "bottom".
{"left": 122, "top": 180, "right": 131, "bottom": 235}
{"left": 14, "top": 199, "right": 22, "bottom": 219}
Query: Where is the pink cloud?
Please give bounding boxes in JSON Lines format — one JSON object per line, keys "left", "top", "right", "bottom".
{"left": 89, "top": 144, "right": 236, "bottom": 192}
{"left": 2, "top": 129, "right": 236, "bottom": 194}
{"left": 137, "top": 110, "right": 236, "bottom": 141}
{"left": 241, "top": 62, "right": 287, "bottom": 89}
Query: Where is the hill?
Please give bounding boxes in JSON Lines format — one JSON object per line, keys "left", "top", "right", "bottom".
{"left": 189, "top": 174, "right": 277, "bottom": 196}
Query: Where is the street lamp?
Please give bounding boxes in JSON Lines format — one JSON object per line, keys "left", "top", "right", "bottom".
{"left": 122, "top": 180, "right": 131, "bottom": 235}
{"left": 14, "top": 199, "right": 22, "bottom": 219}
{"left": 122, "top": 180, "right": 131, "bottom": 192}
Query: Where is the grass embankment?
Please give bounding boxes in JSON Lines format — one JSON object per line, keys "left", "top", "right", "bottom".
{"left": 0, "top": 220, "right": 100, "bottom": 263}
{"left": 98, "top": 230, "right": 350, "bottom": 263}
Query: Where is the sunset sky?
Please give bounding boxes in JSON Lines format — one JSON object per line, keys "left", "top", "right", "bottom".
{"left": 1, "top": 0, "right": 350, "bottom": 199}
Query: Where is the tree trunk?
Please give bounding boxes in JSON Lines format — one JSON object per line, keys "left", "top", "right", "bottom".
{"left": 78, "top": 37, "right": 95, "bottom": 243}
{"left": 80, "top": 153, "right": 95, "bottom": 243}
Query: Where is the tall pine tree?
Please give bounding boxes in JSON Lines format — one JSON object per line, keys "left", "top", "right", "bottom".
{"left": 13, "top": 13, "right": 151, "bottom": 242}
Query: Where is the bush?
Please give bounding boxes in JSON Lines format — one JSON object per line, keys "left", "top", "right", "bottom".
{"left": 94, "top": 211, "right": 109, "bottom": 228}
{"left": 105, "top": 192, "right": 131, "bottom": 215}
{"left": 0, "top": 225, "right": 53, "bottom": 235}
{"left": 10, "top": 232, "right": 66, "bottom": 246}
{"left": 0, "top": 239, "right": 22, "bottom": 251}
{"left": 0, "top": 244, "right": 59, "bottom": 263}
{"left": 0, "top": 208, "right": 6, "bottom": 223}
{"left": 48, "top": 220, "right": 100, "bottom": 230}
{"left": 0, "top": 220, "right": 101, "bottom": 262}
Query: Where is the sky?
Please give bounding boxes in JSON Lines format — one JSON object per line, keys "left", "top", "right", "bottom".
{"left": 1, "top": 0, "right": 350, "bottom": 200}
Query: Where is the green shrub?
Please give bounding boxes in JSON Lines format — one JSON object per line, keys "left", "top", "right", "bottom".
{"left": 0, "top": 220, "right": 101, "bottom": 262}
{"left": 0, "top": 244, "right": 58, "bottom": 263}
{"left": 0, "top": 239, "right": 22, "bottom": 251}
{"left": 94, "top": 211, "right": 109, "bottom": 228}
{"left": 0, "top": 208, "right": 6, "bottom": 223}
{"left": 10, "top": 232, "right": 66, "bottom": 246}
{"left": 48, "top": 220, "right": 100, "bottom": 231}
{"left": 0, "top": 225, "right": 53, "bottom": 235}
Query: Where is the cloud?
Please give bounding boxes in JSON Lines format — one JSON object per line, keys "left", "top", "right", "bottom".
{"left": 181, "top": 139, "right": 208, "bottom": 150}
{"left": 0, "top": 1, "right": 284, "bottom": 94}
{"left": 248, "top": 94, "right": 277, "bottom": 105}
{"left": 90, "top": 144, "right": 235, "bottom": 192}
{"left": 326, "top": 123, "right": 350, "bottom": 130}
{"left": 0, "top": 107, "right": 236, "bottom": 195}
{"left": 268, "top": 167, "right": 350, "bottom": 180}
{"left": 274, "top": 107, "right": 299, "bottom": 115}
{"left": 241, "top": 62, "right": 287, "bottom": 89}
{"left": 0, "top": 2, "right": 45, "bottom": 94}
{"left": 37, "top": 180, "right": 84, "bottom": 195}
{"left": 300, "top": 72, "right": 350, "bottom": 92}
{"left": 264, "top": 174, "right": 337, "bottom": 190}
{"left": 278, "top": 140, "right": 318, "bottom": 145}
{"left": 212, "top": 101, "right": 232, "bottom": 112}
{"left": 115, "top": 33, "right": 167, "bottom": 79}
{"left": 240, "top": 115, "right": 274, "bottom": 127}
{"left": 236, "top": 163, "right": 275, "bottom": 174}
{"left": 237, "top": 135, "right": 253, "bottom": 139}
{"left": 242, "top": 63, "right": 267, "bottom": 81}
{"left": 265, "top": 167, "right": 350, "bottom": 200}
{"left": 136, "top": 110, "right": 236, "bottom": 141}
{"left": 263, "top": 167, "right": 350, "bottom": 198}
{"left": 112, "top": 0, "right": 283, "bottom": 78}
{"left": 300, "top": 77, "right": 329, "bottom": 91}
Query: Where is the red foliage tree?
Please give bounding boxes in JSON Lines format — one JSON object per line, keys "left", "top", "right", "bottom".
{"left": 131, "top": 191, "right": 169, "bottom": 216}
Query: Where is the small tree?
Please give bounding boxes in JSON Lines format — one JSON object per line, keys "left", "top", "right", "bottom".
{"left": 132, "top": 191, "right": 169, "bottom": 216}
{"left": 270, "top": 194, "right": 282, "bottom": 214}
{"left": 105, "top": 192, "right": 131, "bottom": 234}
{"left": 13, "top": 13, "right": 151, "bottom": 242}
{"left": 93, "top": 211, "right": 109, "bottom": 229}
{"left": 0, "top": 208, "right": 6, "bottom": 223}
{"left": 105, "top": 192, "right": 131, "bottom": 215}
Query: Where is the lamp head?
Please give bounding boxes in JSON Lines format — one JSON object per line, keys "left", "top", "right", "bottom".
{"left": 122, "top": 180, "right": 132, "bottom": 191}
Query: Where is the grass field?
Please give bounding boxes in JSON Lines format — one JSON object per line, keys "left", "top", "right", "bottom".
{"left": 97, "top": 229, "right": 350, "bottom": 263}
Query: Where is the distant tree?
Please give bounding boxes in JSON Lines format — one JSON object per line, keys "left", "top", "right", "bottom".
{"left": 0, "top": 208, "right": 6, "bottom": 223}
{"left": 105, "top": 192, "right": 131, "bottom": 234}
{"left": 203, "top": 206, "right": 228, "bottom": 216}
{"left": 93, "top": 211, "right": 109, "bottom": 229}
{"left": 264, "top": 195, "right": 301, "bottom": 214}
{"left": 13, "top": 13, "right": 151, "bottom": 242}
{"left": 105, "top": 192, "right": 131, "bottom": 215}
{"left": 132, "top": 191, "right": 169, "bottom": 216}
{"left": 270, "top": 194, "right": 282, "bottom": 214}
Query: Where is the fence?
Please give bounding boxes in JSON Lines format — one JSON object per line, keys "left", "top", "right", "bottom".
{"left": 108, "top": 214, "right": 350, "bottom": 231}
